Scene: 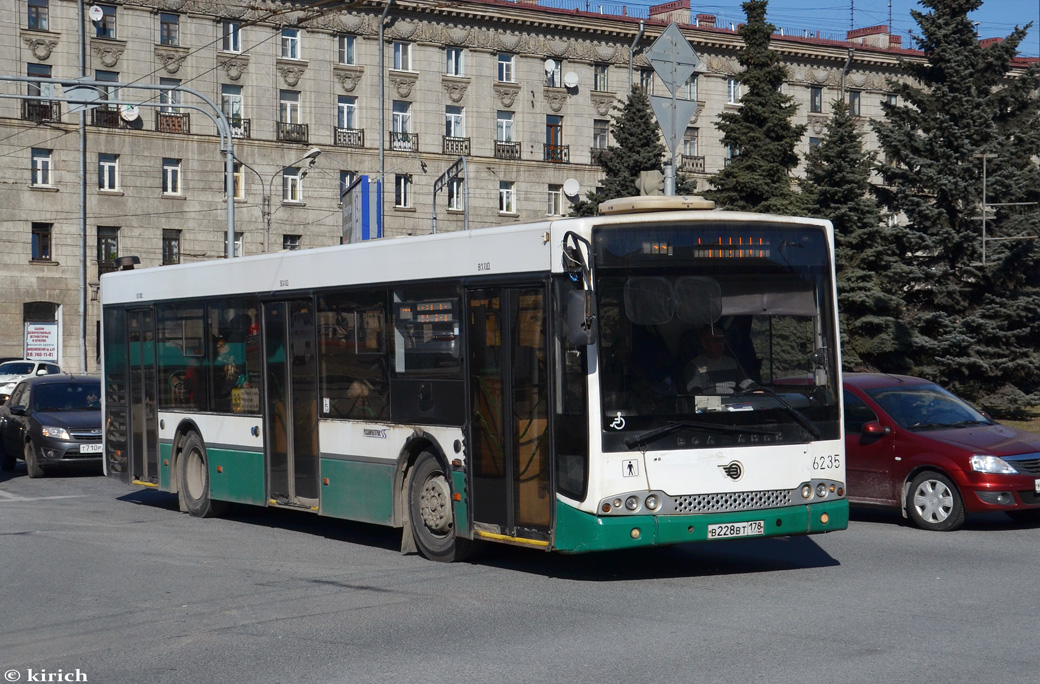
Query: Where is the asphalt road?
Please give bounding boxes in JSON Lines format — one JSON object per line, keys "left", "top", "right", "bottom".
{"left": 2, "top": 465, "right": 1037, "bottom": 684}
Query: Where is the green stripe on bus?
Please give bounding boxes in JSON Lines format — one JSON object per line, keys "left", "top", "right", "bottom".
{"left": 207, "top": 448, "right": 266, "bottom": 506}
{"left": 319, "top": 458, "right": 395, "bottom": 525}
{"left": 159, "top": 442, "right": 173, "bottom": 491}
{"left": 452, "top": 470, "right": 469, "bottom": 536}
{"left": 552, "top": 498, "right": 850, "bottom": 553}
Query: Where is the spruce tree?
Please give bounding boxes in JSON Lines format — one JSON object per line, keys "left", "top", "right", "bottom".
{"left": 571, "top": 87, "right": 666, "bottom": 215}
{"left": 804, "top": 101, "right": 909, "bottom": 372}
{"left": 872, "top": 0, "right": 1040, "bottom": 414}
{"left": 706, "top": 0, "right": 806, "bottom": 214}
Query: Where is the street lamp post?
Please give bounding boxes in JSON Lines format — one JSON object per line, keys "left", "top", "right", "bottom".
{"left": 236, "top": 147, "right": 322, "bottom": 253}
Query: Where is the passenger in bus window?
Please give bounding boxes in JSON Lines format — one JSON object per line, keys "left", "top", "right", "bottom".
{"left": 684, "top": 325, "right": 754, "bottom": 395}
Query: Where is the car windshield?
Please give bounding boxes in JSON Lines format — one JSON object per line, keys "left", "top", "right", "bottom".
{"left": 0, "top": 362, "right": 34, "bottom": 375}
{"left": 866, "top": 384, "right": 990, "bottom": 429}
{"left": 593, "top": 221, "right": 841, "bottom": 452}
{"left": 32, "top": 382, "right": 102, "bottom": 412}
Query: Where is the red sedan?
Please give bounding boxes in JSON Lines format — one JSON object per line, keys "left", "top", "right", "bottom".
{"left": 844, "top": 373, "right": 1040, "bottom": 530}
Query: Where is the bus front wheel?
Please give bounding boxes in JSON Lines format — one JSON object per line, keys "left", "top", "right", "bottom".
{"left": 178, "top": 433, "right": 228, "bottom": 518}
{"left": 408, "top": 451, "right": 471, "bottom": 562}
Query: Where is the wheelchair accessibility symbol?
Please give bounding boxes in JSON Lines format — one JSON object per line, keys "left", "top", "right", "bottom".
{"left": 610, "top": 412, "right": 626, "bottom": 430}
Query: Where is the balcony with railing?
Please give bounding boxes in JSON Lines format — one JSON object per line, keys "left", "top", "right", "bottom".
{"left": 680, "top": 154, "right": 706, "bottom": 173}
{"left": 229, "top": 118, "right": 251, "bottom": 139}
{"left": 334, "top": 127, "right": 365, "bottom": 148}
{"left": 544, "top": 144, "right": 570, "bottom": 163}
{"left": 389, "top": 131, "right": 418, "bottom": 152}
{"left": 278, "top": 121, "right": 309, "bottom": 143}
{"left": 91, "top": 107, "right": 123, "bottom": 128}
{"left": 22, "top": 100, "right": 61, "bottom": 122}
{"left": 492, "top": 141, "right": 520, "bottom": 160}
{"left": 156, "top": 111, "right": 190, "bottom": 134}
{"left": 442, "top": 136, "right": 470, "bottom": 156}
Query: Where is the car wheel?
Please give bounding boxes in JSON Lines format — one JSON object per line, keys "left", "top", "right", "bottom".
{"left": 24, "top": 439, "right": 45, "bottom": 479}
{"left": 407, "top": 450, "right": 473, "bottom": 562}
{"left": 906, "top": 471, "right": 964, "bottom": 531}
{"left": 177, "top": 432, "right": 228, "bottom": 518}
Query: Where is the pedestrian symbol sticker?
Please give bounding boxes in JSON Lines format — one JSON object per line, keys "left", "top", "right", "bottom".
{"left": 622, "top": 459, "right": 639, "bottom": 477}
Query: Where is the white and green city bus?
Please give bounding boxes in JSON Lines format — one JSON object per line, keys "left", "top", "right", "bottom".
{"left": 101, "top": 195, "right": 847, "bottom": 561}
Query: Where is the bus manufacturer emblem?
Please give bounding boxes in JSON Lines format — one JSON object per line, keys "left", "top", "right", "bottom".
{"left": 719, "top": 461, "right": 743, "bottom": 481}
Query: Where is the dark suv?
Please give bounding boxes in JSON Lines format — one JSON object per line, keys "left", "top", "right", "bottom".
{"left": 0, "top": 374, "right": 102, "bottom": 478}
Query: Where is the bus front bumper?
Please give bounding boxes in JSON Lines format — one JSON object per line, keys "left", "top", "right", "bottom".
{"left": 552, "top": 498, "right": 849, "bottom": 554}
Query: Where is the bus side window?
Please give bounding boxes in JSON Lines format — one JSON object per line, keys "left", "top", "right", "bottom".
{"left": 318, "top": 291, "right": 389, "bottom": 419}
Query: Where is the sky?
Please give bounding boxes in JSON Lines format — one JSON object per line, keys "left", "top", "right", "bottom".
{"left": 604, "top": 0, "right": 1040, "bottom": 57}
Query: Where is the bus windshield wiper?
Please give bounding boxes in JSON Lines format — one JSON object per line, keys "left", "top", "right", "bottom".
{"left": 741, "top": 386, "right": 823, "bottom": 439}
{"left": 624, "top": 421, "right": 781, "bottom": 450}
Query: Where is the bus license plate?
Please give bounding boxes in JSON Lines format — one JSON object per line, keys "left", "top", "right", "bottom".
{"left": 707, "top": 520, "right": 765, "bottom": 539}
{"left": 80, "top": 443, "right": 103, "bottom": 454}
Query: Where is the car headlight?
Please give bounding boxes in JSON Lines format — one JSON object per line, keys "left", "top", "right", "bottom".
{"left": 41, "top": 426, "right": 72, "bottom": 440}
{"left": 970, "top": 454, "right": 1018, "bottom": 474}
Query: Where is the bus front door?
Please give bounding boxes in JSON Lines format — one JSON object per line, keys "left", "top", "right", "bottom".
{"left": 467, "top": 286, "right": 552, "bottom": 545}
{"left": 126, "top": 308, "right": 158, "bottom": 484}
{"left": 263, "top": 299, "right": 320, "bottom": 509}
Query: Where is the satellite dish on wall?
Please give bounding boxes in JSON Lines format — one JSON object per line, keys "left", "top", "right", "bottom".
{"left": 563, "top": 178, "right": 580, "bottom": 197}
{"left": 544, "top": 59, "right": 556, "bottom": 73}
{"left": 88, "top": 5, "right": 103, "bottom": 22}
{"left": 119, "top": 104, "right": 140, "bottom": 122}
{"left": 563, "top": 72, "right": 579, "bottom": 89}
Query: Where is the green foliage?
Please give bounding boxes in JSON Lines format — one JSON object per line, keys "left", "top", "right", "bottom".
{"left": 706, "top": 0, "right": 807, "bottom": 214}
{"left": 571, "top": 87, "right": 666, "bottom": 215}
{"left": 871, "top": 0, "right": 1040, "bottom": 412}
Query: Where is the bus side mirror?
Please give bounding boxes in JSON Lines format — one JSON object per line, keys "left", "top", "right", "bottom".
{"left": 565, "top": 290, "right": 597, "bottom": 346}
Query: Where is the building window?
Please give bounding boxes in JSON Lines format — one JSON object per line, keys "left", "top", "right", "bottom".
{"left": 593, "top": 63, "right": 609, "bottom": 92}
{"left": 27, "top": 63, "right": 51, "bottom": 97}
{"left": 98, "top": 153, "right": 119, "bottom": 191}
{"left": 809, "top": 137, "right": 822, "bottom": 148}
{"left": 392, "top": 41, "right": 411, "bottom": 70}
{"left": 394, "top": 174, "right": 411, "bottom": 208}
{"left": 727, "top": 78, "right": 742, "bottom": 104}
{"left": 640, "top": 68, "right": 654, "bottom": 95}
{"left": 593, "top": 119, "right": 609, "bottom": 150}
{"left": 445, "top": 105, "right": 465, "bottom": 138}
{"left": 447, "top": 178, "right": 463, "bottom": 210}
{"left": 159, "top": 13, "right": 179, "bottom": 46}
{"left": 97, "top": 227, "right": 119, "bottom": 273}
{"left": 31, "top": 222, "right": 51, "bottom": 261}
{"left": 810, "top": 86, "right": 823, "bottom": 113}
{"left": 546, "top": 59, "right": 563, "bottom": 88}
{"left": 282, "top": 167, "right": 301, "bottom": 203}
{"left": 31, "top": 148, "right": 52, "bottom": 186}
{"left": 221, "top": 84, "right": 242, "bottom": 123}
{"left": 337, "top": 95, "right": 357, "bottom": 129}
{"left": 339, "top": 170, "right": 356, "bottom": 201}
{"left": 392, "top": 100, "right": 411, "bottom": 133}
{"left": 445, "top": 47, "right": 464, "bottom": 76}
{"left": 162, "top": 158, "right": 181, "bottom": 195}
{"left": 222, "top": 21, "right": 241, "bottom": 52}
{"left": 885, "top": 93, "right": 898, "bottom": 108}
{"left": 496, "top": 111, "right": 513, "bottom": 142}
{"left": 159, "top": 78, "right": 180, "bottom": 112}
{"left": 497, "top": 53, "right": 515, "bottom": 82}
{"left": 280, "top": 90, "right": 300, "bottom": 124}
{"left": 231, "top": 162, "right": 245, "bottom": 200}
{"left": 683, "top": 127, "right": 699, "bottom": 156}
{"left": 848, "top": 90, "right": 861, "bottom": 117}
{"left": 499, "top": 181, "right": 516, "bottom": 214}
{"left": 281, "top": 28, "right": 300, "bottom": 59}
{"left": 95, "top": 5, "right": 116, "bottom": 39}
{"left": 682, "top": 74, "right": 698, "bottom": 100}
{"left": 547, "top": 184, "right": 563, "bottom": 216}
{"left": 95, "top": 70, "right": 118, "bottom": 108}
{"left": 283, "top": 234, "right": 301, "bottom": 251}
{"left": 338, "top": 34, "right": 355, "bottom": 64}
{"left": 162, "top": 229, "right": 180, "bottom": 265}
{"left": 724, "top": 144, "right": 739, "bottom": 164}
{"left": 28, "top": 0, "right": 48, "bottom": 31}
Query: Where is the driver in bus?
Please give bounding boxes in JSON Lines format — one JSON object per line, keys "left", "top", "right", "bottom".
{"left": 684, "top": 325, "right": 756, "bottom": 396}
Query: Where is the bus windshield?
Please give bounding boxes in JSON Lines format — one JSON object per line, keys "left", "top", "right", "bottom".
{"left": 594, "top": 221, "right": 841, "bottom": 452}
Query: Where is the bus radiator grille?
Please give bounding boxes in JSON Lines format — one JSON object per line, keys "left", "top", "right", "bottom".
{"left": 671, "top": 490, "right": 792, "bottom": 514}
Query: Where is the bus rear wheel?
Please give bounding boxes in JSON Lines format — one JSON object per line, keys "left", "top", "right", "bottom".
{"left": 408, "top": 451, "right": 472, "bottom": 562}
{"left": 178, "top": 433, "right": 228, "bottom": 518}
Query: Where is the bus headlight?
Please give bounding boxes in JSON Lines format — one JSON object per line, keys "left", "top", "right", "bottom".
{"left": 625, "top": 496, "right": 640, "bottom": 511}
{"left": 816, "top": 483, "right": 828, "bottom": 498}
{"left": 645, "top": 494, "right": 660, "bottom": 511}
{"left": 801, "top": 484, "right": 813, "bottom": 499}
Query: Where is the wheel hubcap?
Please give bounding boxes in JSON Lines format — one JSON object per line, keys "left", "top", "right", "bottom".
{"left": 185, "top": 449, "right": 205, "bottom": 499}
{"left": 419, "top": 473, "right": 452, "bottom": 535}
{"left": 913, "top": 480, "right": 953, "bottom": 523}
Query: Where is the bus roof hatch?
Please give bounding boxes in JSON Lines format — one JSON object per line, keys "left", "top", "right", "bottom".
{"left": 599, "top": 195, "right": 716, "bottom": 215}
